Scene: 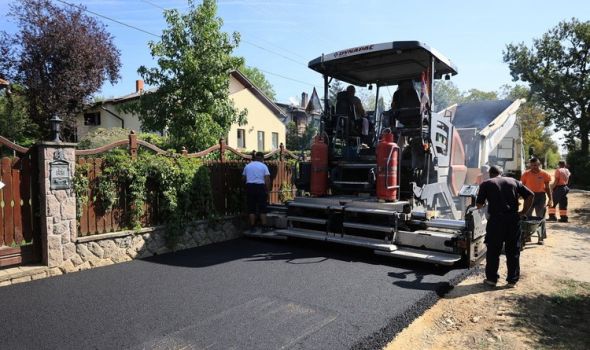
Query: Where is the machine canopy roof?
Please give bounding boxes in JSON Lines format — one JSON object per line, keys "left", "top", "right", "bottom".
{"left": 308, "top": 41, "right": 458, "bottom": 86}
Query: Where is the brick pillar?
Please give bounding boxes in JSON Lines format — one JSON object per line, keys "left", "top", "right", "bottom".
{"left": 37, "top": 142, "right": 77, "bottom": 267}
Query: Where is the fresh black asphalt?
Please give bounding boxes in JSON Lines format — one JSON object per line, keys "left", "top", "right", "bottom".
{"left": 0, "top": 237, "right": 469, "bottom": 350}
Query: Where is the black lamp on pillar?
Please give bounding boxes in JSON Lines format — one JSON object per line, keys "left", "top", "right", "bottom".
{"left": 49, "top": 115, "right": 63, "bottom": 142}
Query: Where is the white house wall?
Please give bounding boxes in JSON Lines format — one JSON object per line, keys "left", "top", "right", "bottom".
{"left": 75, "top": 104, "right": 143, "bottom": 140}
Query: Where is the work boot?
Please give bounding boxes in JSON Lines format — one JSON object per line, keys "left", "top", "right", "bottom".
{"left": 483, "top": 279, "right": 497, "bottom": 287}
{"left": 546, "top": 214, "right": 557, "bottom": 222}
{"left": 558, "top": 216, "right": 569, "bottom": 223}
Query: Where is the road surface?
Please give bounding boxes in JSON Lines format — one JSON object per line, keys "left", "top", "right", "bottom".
{"left": 0, "top": 237, "right": 468, "bottom": 349}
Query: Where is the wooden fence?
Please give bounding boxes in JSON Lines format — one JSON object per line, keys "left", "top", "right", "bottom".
{"left": 76, "top": 132, "right": 298, "bottom": 237}
{"left": 0, "top": 136, "right": 39, "bottom": 267}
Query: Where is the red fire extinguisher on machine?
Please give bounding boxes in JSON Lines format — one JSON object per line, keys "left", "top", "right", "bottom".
{"left": 310, "top": 134, "right": 328, "bottom": 196}
{"left": 376, "top": 129, "right": 400, "bottom": 201}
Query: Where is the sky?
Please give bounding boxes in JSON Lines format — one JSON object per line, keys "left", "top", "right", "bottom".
{"left": 0, "top": 0, "right": 588, "bottom": 149}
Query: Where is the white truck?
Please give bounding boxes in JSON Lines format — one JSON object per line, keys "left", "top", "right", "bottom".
{"left": 452, "top": 99, "right": 525, "bottom": 182}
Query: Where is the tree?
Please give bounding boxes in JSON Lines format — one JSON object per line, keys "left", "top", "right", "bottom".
{"left": 433, "top": 81, "right": 499, "bottom": 112}
{"left": 126, "top": 0, "right": 245, "bottom": 151}
{"left": 286, "top": 121, "right": 316, "bottom": 151}
{"left": 0, "top": 0, "right": 121, "bottom": 140}
{"left": 239, "top": 65, "right": 275, "bottom": 100}
{"left": 432, "top": 81, "right": 462, "bottom": 112}
{"left": 462, "top": 89, "right": 498, "bottom": 102}
{"left": 503, "top": 84, "right": 559, "bottom": 166}
{"left": 328, "top": 79, "right": 344, "bottom": 107}
{"left": 0, "top": 85, "right": 38, "bottom": 146}
{"left": 503, "top": 18, "right": 590, "bottom": 156}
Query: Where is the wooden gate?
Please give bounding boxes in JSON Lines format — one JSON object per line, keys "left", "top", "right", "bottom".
{"left": 0, "top": 137, "right": 40, "bottom": 267}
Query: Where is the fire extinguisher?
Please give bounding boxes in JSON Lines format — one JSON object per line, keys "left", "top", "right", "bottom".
{"left": 310, "top": 134, "right": 328, "bottom": 196}
{"left": 376, "top": 129, "right": 400, "bottom": 201}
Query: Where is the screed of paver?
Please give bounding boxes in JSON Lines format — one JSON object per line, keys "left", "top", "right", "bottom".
{"left": 137, "top": 296, "right": 337, "bottom": 350}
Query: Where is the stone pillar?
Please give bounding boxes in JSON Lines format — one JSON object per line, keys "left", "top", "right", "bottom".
{"left": 37, "top": 142, "right": 77, "bottom": 268}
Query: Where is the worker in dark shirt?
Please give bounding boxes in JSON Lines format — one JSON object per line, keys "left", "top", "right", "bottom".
{"left": 476, "top": 166, "right": 534, "bottom": 288}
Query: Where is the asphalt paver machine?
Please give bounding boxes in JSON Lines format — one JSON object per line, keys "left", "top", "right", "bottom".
{"left": 250, "top": 41, "right": 487, "bottom": 267}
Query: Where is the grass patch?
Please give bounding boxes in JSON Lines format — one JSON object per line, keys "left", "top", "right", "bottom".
{"left": 513, "top": 279, "right": 590, "bottom": 349}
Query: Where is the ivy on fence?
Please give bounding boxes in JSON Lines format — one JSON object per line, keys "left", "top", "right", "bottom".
{"left": 73, "top": 132, "right": 298, "bottom": 247}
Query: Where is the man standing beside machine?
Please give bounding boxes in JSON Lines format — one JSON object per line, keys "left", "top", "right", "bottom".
{"left": 243, "top": 152, "right": 271, "bottom": 233}
{"left": 547, "top": 160, "right": 571, "bottom": 222}
{"left": 476, "top": 166, "right": 534, "bottom": 288}
{"left": 521, "top": 157, "right": 552, "bottom": 219}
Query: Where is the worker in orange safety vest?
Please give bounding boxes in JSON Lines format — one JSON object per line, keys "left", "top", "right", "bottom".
{"left": 547, "top": 160, "right": 571, "bottom": 223}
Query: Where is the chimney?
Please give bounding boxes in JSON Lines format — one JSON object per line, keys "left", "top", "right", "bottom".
{"left": 136, "top": 79, "right": 144, "bottom": 92}
{"left": 301, "top": 92, "right": 308, "bottom": 108}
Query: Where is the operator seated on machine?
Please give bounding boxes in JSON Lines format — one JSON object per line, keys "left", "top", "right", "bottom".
{"left": 389, "top": 79, "right": 421, "bottom": 128}
{"left": 335, "top": 85, "right": 367, "bottom": 138}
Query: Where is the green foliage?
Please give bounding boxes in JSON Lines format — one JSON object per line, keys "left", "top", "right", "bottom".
{"left": 286, "top": 121, "right": 316, "bottom": 151}
{"left": 0, "top": 0, "right": 121, "bottom": 141}
{"left": 545, "top": 148, "right": 560, "bottom": 169}
{"left": 76, "top": 150, "right": 216, "bottom": 246}
{"left": 125, "top": 0, "right": 246, "bottom": 152}
{"left": 278, "top": 182, "right": 294, "bottom": 203}
{"left": 461, "top": 89, "right": 498, "bottom": 102}
{"left": 0, "top": 86, "right": 40, "bottom": 146}
{"left": 73, "top": 163, "right": 91, "bottom": 221}
{"left": 328, "top": 79, "right": 344, "bottom": 107}
{"left": 502, "top": 84, "right": 559, "bottom": 164}
{"left": 433, "top": 81, "right": 462, "bottom": 112}
{"left": 97, "top": 150, "right": 146, "bottom": 225}
{"left": 567, "top": 150, "right": 590, "bottom": 189}
{"left": 503, "top": 18, "right": 590, "bottom": 155}
{"left": 238, "top": 65, "right": 276, "bottom": 100}
{"left": 138, "top": 132, "right": 169, "bottom": 150}
{"left": 77, "top": 128, "right": 130, "bottom": 150}
{"left": 77, "top": 128, "right": 171, "bottom": 150}
{"left": 433, "top": 81, "right": 499, "bottom": 112}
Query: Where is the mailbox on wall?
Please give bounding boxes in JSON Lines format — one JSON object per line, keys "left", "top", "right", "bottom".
{"left": 50, "top": 149, "right": 71, "bottom": 190}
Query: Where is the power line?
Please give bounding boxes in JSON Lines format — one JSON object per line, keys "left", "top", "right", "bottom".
{"left": 140, "top": 0, "right": 166, "bottom": 11}
{"left": 241, "top": 40, "right": 307, "bottom": 67}
{"left": 55, "top": 0, "right": 160, "bottom": 38}
{"left": 56, "top": 0, "right": 317, "bottom": 90}
{"left": 138, "top": 0, "right": 308, "bottom": 66}
{"left": 258, "top": 68, "right": 317, "bottom": 87}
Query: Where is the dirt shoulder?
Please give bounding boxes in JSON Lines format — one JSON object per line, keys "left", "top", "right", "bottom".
{"left": 385, "top": 190, "right": 590, "bottom": 350}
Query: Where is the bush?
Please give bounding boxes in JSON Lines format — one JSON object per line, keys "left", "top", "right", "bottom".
{"left": 566, "top": 150, "right": 590, "bottom": 189}
{"left": 77, "top": 128, "right": 171, "bottom": 150}
{"left": 74, "top": 150, "right": 215, "bottom": 247}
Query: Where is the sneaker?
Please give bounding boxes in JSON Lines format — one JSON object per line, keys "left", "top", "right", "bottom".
{"left": 506, "top": 282, "right": 517, "bottom": 288}
{"left": 558, "top": 217, "right": 569, "bottom": 223}
{"left": 483, "top": 279, "right": 497, "bottom": 287}
{"left": 546, "top": 215, "right": 557, "bottom": 222}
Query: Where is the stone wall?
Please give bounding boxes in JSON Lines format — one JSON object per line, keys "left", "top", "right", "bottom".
{"left": 33, "top": 142, "right": 243, "bottom": 278}
{"left": 1, "top": 217, "right": 242, "bottom": 286}
{"left": 60, "top": 217, "right": 242, "bottom": 273}
{"left": 37, "top": 142, "right": 78, "bottom": 268}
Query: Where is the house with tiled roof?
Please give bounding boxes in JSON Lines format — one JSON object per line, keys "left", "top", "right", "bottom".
{"left": 276, "top": 88, "right": 322, "bottom": 133}
{"left": 75, "top": 71, "right": 286, "bottom": 151}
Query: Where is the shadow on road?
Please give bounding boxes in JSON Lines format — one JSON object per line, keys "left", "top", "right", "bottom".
{"left": 388, "top": 269, "right": 459, "bottom": 297}
{"left": 142, "top": 237, "right": 462, "bottom": 279}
